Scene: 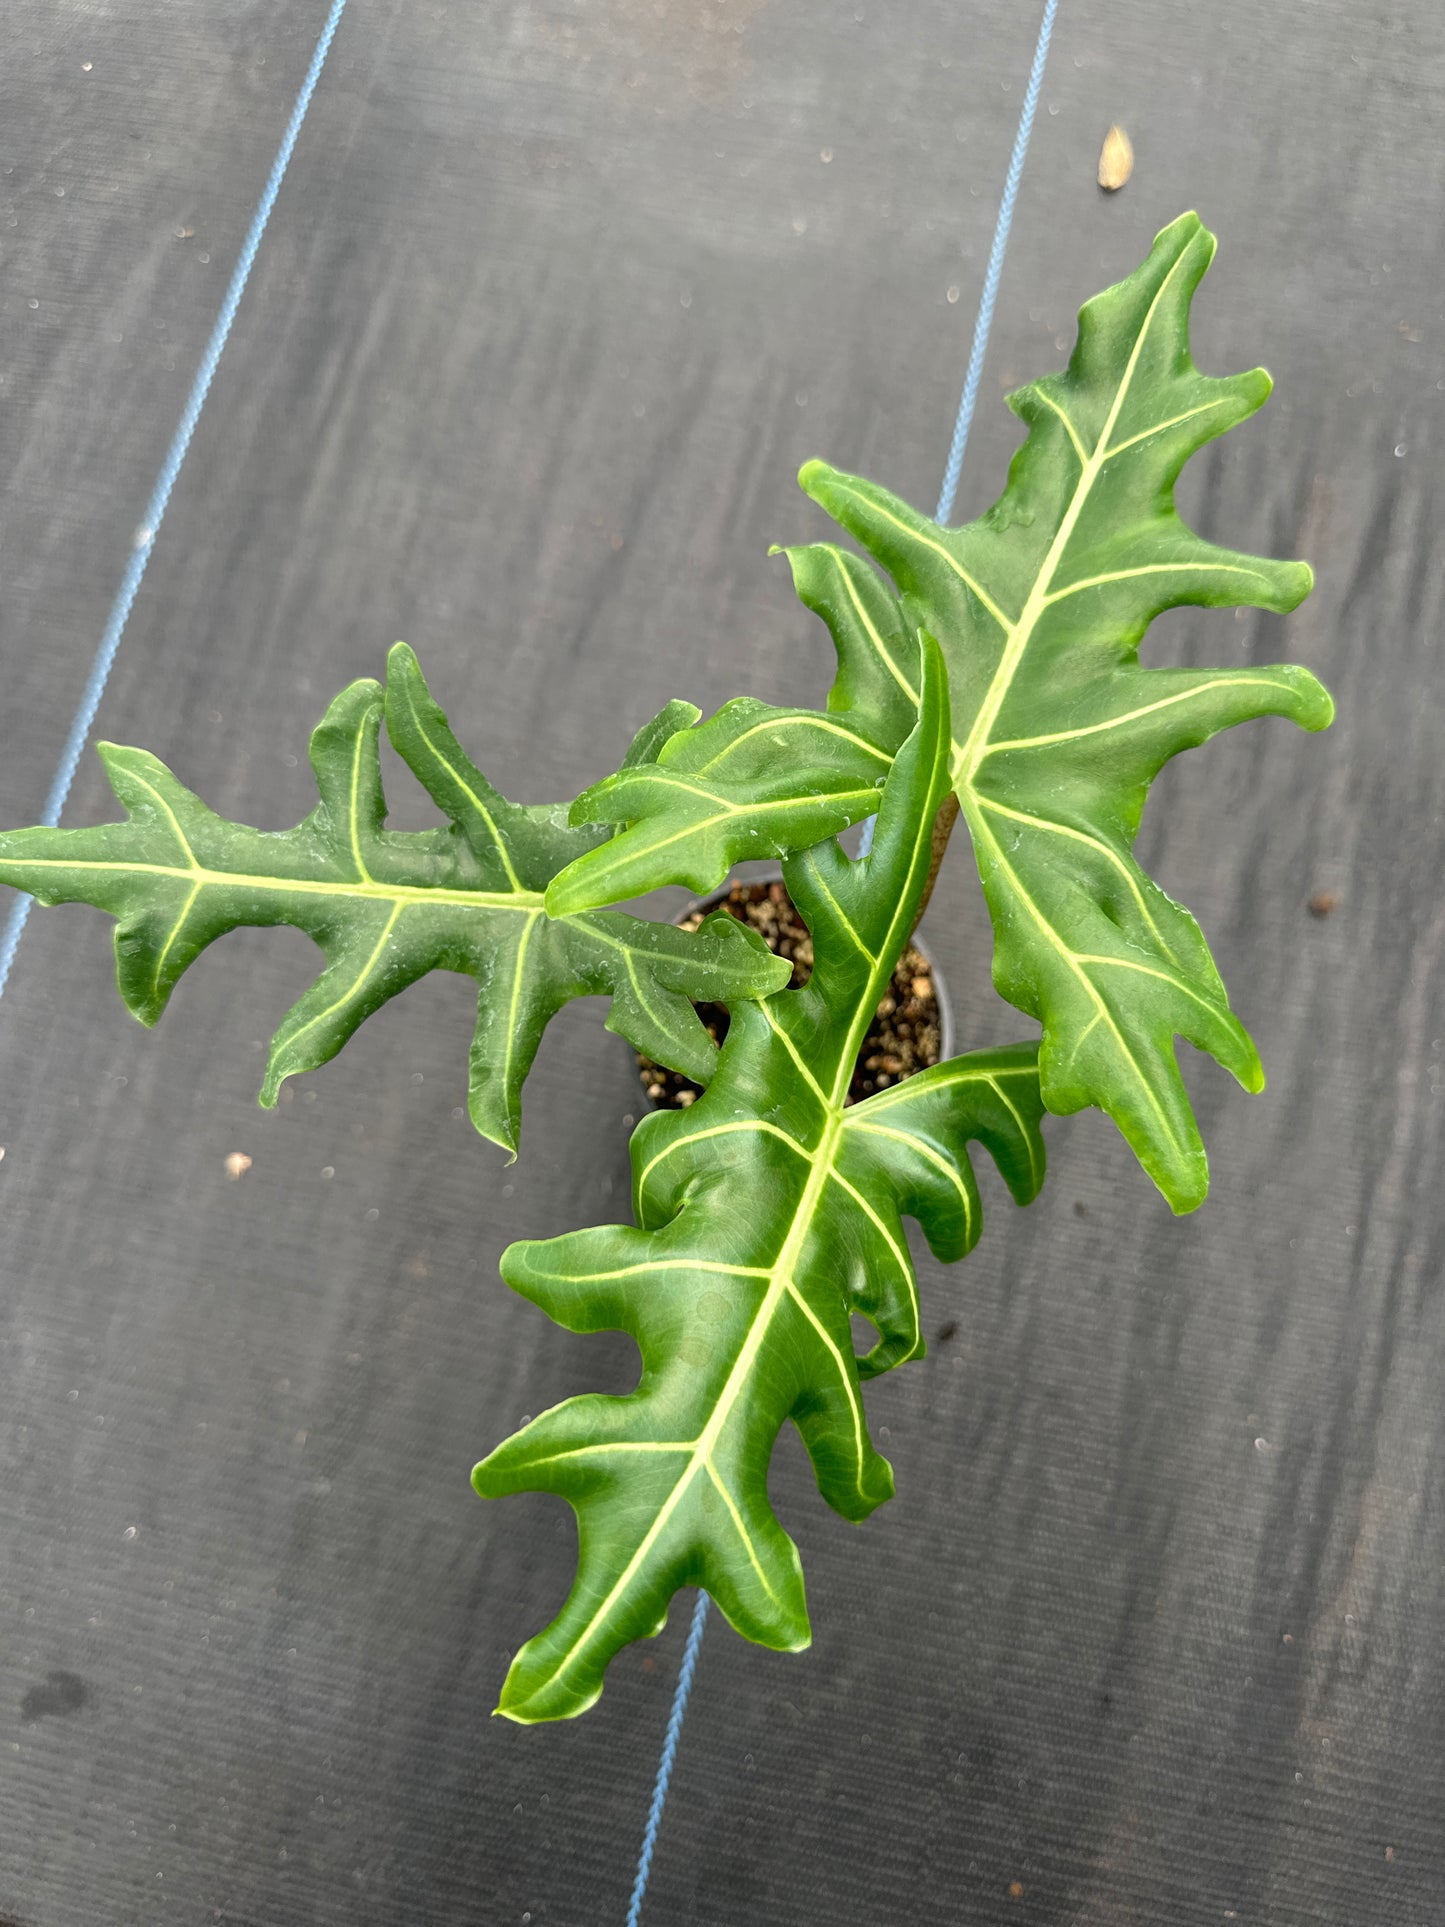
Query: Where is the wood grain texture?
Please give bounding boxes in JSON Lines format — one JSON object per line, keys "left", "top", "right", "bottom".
{"left": 1, "top": 1, "right": 1442, "bottom": 1922}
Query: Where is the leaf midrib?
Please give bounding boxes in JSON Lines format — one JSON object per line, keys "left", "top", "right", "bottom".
{"left": 925, "top": 242, "right": 1204, "bottom": 1175}
{"left": 7, "top": 855, "right": 546, "bottom": 914}
{"left": 579, "top": 244, "right": 1200, "bottom": 881}
{"left": 951, "top": 237, "right": 1196, "bottom": 789}
{"left": 528, "top": 1111, "right": 851, "bottom": 1702}
{"left": 969, "top": 807, "right": 1182, "bottom": 1156}
{"left": 391, "top": 665, "right": 527, "bottom": 892}
{"left": 524, "top": 761, "right": 946, "bottom": 1706}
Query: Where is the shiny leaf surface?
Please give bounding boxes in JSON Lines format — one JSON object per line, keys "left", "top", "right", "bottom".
{"left": 551, "top": 213, "right": 1333, "bottom": 1209}
{"left": 0, "top": 646, "right": 789, "bottom": 1153}
{"left": 475, "top": 641, "right": 1047, "bottom": 1720}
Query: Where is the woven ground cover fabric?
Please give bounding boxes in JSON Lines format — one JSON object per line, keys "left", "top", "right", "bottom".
{"left": 1, "top": 2, "right": 1442, "bottom": 1922}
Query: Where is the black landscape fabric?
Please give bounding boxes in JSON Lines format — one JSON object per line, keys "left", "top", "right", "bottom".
{"left": 1, "top": 2, "right": 1442, "bottom": 1923}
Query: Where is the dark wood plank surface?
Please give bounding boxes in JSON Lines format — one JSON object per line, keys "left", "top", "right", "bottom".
{"left": 1, "top": 2, "right": 1441, "bottom": 1922}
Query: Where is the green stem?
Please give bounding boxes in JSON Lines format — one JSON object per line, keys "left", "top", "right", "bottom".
{"left": 909, "top": 793, "right": 960, "bottom": 939}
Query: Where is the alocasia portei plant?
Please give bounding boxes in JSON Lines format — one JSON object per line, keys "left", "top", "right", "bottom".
{"left": 0, "top": 214, "right": 1331, "bottom": 1721}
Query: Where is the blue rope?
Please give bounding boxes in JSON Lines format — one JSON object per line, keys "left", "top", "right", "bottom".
{"left": 626, "top": 8, "right": 1062, "bottom": 1910}
{"left": 626, "top": 11, "right": 1062, "bottom": 1912}
{"left": 855, "top": 0, "right": 1058, "bottom": 869}
{"left": 0, "top": 0, "right": 350, "bottom": 1003}
{"left": 935, "top": 0, "right": 1058, "bottom": 525}
{"left": 625, "top": 1590, "right": 711, "bottom": 1926}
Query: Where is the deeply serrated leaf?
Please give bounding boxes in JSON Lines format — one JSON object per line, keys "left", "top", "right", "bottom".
{"left": 474, "top": 640, "right": 1047, "bottom": 1721}
{"left": 550, "top": 212, "right": 1333, "bottom": 1211}
{"left": 0, "top": 645, "right": 788, "bottom": 1152}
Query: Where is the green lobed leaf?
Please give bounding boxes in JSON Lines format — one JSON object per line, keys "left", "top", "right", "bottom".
{"left": 0, "top": 645, "right": 789, "bottom": 1154}
{"left": 549, "top": 212, "right": 1334, "bottom": 1211}
{"left": 474, "top": 638, "right": 1047, "bottom": 1722}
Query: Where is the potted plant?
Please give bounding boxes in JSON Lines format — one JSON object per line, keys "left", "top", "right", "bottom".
{"left": 0, "top": 212, "right": 1331, "bottom": 1723}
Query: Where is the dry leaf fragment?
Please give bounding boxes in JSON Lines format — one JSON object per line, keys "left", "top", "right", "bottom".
{"left": 224, "top": 1152, "right": 253, "bottom": 1180}
{"left": 1098, "top": 124, "right": 1134, "bottom": 191}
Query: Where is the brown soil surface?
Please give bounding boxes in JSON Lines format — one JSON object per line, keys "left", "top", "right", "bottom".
{"left": 637, "top": 877, "right": 942, "bottom": 1110}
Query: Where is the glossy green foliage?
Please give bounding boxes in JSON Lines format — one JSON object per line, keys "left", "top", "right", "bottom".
{"left": 475, "top": 642, "right": 1047, "bottom": 1720}
{"left": 0, "top": 646, "right": 788, "bottom": 1153}
{"left": 0, "top": 211, "right": 1333, "bottom": 1726}
{"left": 549, "top": 214, "right": 1334, "bottom": 1210}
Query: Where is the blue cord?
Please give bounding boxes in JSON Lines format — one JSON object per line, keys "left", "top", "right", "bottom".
{"left": 0, "top": 0, "right": 350, "bottom": 1003}
{"left": 0, "top": 0, "right": 1054, "bottom": 1907}
{"left": 935, "top": 0, "right": 1058, "bottom": 525}
{"left": 626, "top": 8, "right": 1063, "bottom": 1912}
{"left": 626, "top": 11, "right": 1062, "bottom": 1912}
{"left": 625, "top": 1590, "right": 711, "bottom": 1926}
{"left": 855, "top": 0, "right": 1058, "bottom": 867}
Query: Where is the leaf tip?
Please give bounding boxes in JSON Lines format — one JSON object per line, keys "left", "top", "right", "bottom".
{"left": 494, "top": 1663, "right": 602, "bottom": 1725}
{"left": 762, "top": 953, "right": 794, "bottom": 995}
{"left": 491, "top": 1688, "right": 544, "bottom": 1727}
{"left": 1158, "top": 206, "right": 1207, "bottom": 249}
{"left": 797, "top": 459, "right": 841, "bottom": 510}
{"left": 1281, "top": 559, "right": 1315, "bottom": 613}
{"left": 1155, "top": 1155, "right": 1209, "bottom": 1216}
{"left": 1302, "top": 672, "right": 1335, "bottom": 732}
{"left": 94, "top": 739, "right": 140, "bottom": 790}
{"left": 472, "top": 1113, "right": 520, "bottom": 1162}
{"left": 497, "top": 1237, "right": 539, "bottom": 1295}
